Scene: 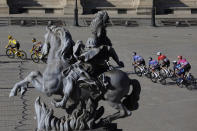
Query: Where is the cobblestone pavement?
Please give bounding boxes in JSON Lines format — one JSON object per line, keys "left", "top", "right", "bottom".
{"left": 0, "top": 26, "right": 197, "bottom": 131}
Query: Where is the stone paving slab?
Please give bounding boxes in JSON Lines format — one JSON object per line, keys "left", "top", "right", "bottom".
{"left": 0, "top": 26, "right": 197, "bottom": 131}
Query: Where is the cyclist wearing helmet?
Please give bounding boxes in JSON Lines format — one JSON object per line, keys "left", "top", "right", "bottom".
{"left": 6, "top": 35, "right": 20, "bottom": 54}
{"left": 148, "top": 57, "right": 160, "bottom": 71}
{"left": 132, "top": 52, "right": 145, "bottom": 66}
{"left": 31, "top": 38, "right": 43, "bottom": 53}
{"left": 157, "top": 52, "right": 170, "bottom": 68}
{"left": 177, "top": 56, "right": 191, "bottom": 76}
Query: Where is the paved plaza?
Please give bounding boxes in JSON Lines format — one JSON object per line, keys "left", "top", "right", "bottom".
{"left": 0, "top": 26, "right": 197, "bottom": 131}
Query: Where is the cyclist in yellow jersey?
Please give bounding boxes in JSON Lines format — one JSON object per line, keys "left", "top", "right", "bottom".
{"left": 6, "top": 35, "right": 20, "bottom": 54}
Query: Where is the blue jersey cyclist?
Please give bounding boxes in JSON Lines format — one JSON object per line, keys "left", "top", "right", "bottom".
{"left": 172, "top": 61, "right": 178, "bottom": 72}
{"left": 148, "top": 57, "right": 160, "bottom": 71}
{"left": 132, "top": 52, "right": 145, "bottom": 66}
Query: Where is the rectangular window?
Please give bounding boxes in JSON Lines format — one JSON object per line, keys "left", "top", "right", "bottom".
{"left": 164, "top": 9, "right": 173, "bottom": 14}
{"left": 118, "top": 9, "right": 127, "bottom": 14}
{"left": 91, "top": 9, "right": 100, "bottom": 14}
{"left": 45, "top": 9, "right": 54, "bottom": 14}
{"left": 191, "top": 9, "right": 197, "bottom": 14}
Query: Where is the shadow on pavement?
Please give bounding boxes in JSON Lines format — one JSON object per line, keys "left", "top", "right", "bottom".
{"left": 0, "top": 60, "right": 26, "bottom": 64}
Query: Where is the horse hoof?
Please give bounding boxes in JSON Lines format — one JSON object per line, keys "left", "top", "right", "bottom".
{"left": 9, "top": 90, "right": 16, "bottom": 97}
{"left": 21, "top": 87, "right": 27, "bottom": 95}
{"left": 9, "top": 92, "right": 14, "bottom": 97}
{"left": 127, "top": 111, "right": 132, "bottom": 116}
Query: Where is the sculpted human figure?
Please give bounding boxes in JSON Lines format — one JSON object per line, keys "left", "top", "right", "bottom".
{"left": 87, "top": 11, "right": 112, "bottom": 47}
{"left": 74, "top": 11, "right": 124, "bottom": 77}
{"left": 70, "top": 11, "right": 141, "bottom": 124}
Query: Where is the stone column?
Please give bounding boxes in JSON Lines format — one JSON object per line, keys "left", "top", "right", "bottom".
{"left": 0, "top": 0, "right": 9, "bottom": 14}
{"left": 64, "top": 0, "right": 83, "bottom": 15}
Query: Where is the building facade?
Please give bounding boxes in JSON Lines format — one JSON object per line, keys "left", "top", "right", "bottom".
{"left": 0, "top": 0, "right": 197, "bottom": 15}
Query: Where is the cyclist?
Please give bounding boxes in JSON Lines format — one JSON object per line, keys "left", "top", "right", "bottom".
{"left": 172, "top": 60, "right": 178, "bottom": 72}
{"left": 5, "top": 35, "right": 20, "bottom": 54}
{"left": 132, "top": 52, "right": 145, "bottom": 66}
{"left": 148, "top": 57, "right": 160, "bottom": 71}
{"left": 157, "top": 52, "right": 170, "bottom": 68}
{"left": 31, "top": 38, "right": 43, "bottom": 53}
{"left": 177, "top": 56, "right": 191, "bottom": 82}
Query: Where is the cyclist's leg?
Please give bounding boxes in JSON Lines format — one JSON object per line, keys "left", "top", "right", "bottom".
{"left": 140, "top": 59, "right": 146, "bottom": 66}
{"left": 13, "top": 44, "right": 19, "bottom": 54}
{"left": 16, "top": 43, "right": 20, "bottom": 52}
{"left": 183, "top": 65, "right": 191, "bottom": 79}
{"left": 167, "top": 60, "right": 170, "bottom": 68}
{"left": 156, "top": 64, "right": 161, "bottom": 71}
{"left": 178, "top": 69, "right": 185, "bottom": 82}
{"left": 12, "top": 46, "right": 17, "bottom": 54}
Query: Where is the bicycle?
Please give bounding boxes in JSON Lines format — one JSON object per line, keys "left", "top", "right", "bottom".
{"left": 160, "top": 67, "right": 177, "bottom": 81}
{"left": 30, "top": 49, "right": 43, "bottom": 63}
{"left": 6, "top": 46, "right": 27, "bottom": 60}
{"left": 150, "top": 68, "right": 166, "bottom": 85}
{"left": 133, "top": 64, "right": 151, "bottom": 78}
{"left": 176, "top": 72, "right": 197, "bottom": 90}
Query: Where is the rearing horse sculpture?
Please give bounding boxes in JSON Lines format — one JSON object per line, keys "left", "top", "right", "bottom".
{"left": 9, "top": 26, "right": 74, "bottom": 100}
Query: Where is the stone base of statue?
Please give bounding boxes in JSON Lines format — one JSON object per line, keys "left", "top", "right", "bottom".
{"left": 34, "top": 97, "right": 122, "bottom": 131}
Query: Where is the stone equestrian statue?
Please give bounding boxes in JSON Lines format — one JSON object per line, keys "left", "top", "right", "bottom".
{"left": 9, "top": 11, "right": 141, "bottom": 131}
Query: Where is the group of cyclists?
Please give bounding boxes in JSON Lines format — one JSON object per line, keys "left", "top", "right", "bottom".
{"left": 132, "top": 51, "right": 192, "bottom": 85}
{"left": 5, "top": 35, "right": 44, "bottom": 61}
{"left": 5, "top": 35, "right": 194, "bottom": 87}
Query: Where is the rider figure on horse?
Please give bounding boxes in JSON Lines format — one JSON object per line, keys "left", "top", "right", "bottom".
{"left": 75, "top": 11, "right": 124, "bottom": 77}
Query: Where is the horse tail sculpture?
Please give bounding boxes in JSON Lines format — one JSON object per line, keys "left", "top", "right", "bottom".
{"left": 123, "top": 79, "right": 141, "bottom": 111}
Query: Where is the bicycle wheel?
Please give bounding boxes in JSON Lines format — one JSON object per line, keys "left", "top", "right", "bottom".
{"left": 186, "top": 85, "right": 193, "bottom": 90}
{"left": 151, "top": 72, "right": 157, "bottom": 83}
{"left": 160, "top": 69, "right": 167, "bottom": 78}
{"left": 170, "top": 73, "right": 177, "bottom": 81}
{"left": 189, "top": 75, "right": 196, "bottom": 83}
{"left": 146, "top": 73, "right": 151, "bottom": 78}
{"left": 31, "top": 53, "right": 40, "bottom": 63}
{"left": 176, "top": 80, "right": 184, "bottom": 88}
{"left": 159, "top": 75, "right": 166, "bottom": 85}
{"left": 144, "top": 68, "right": 151, "bottom": 78}
{"left": 17, "top": 50, "right": 27, "bottom": 60}
{"left": 135, "top": 67, "right": 142, "bottom": 77}
{"left": 6, "top": 49, "right": 15, "bottom": 58}
{"left": 187, "top": 75, "right": 197, "bottom": 90}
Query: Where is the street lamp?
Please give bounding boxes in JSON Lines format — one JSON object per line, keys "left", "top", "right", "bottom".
{"left": 74, "top": 0, "right": 79, "bottom": 26}
{"left": 152, "top": 0, "right": 156, "bottom": 27}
